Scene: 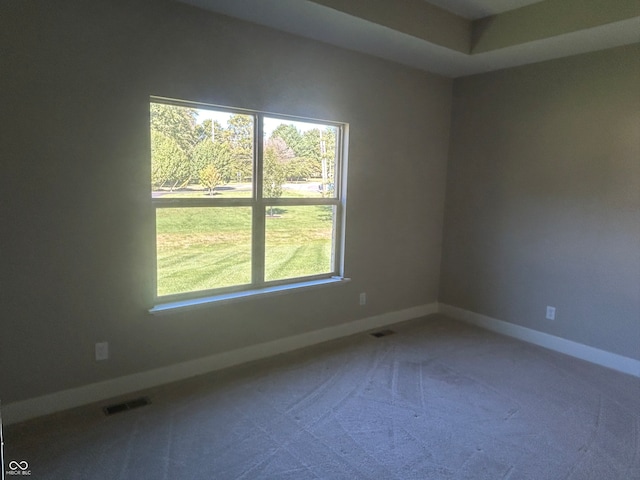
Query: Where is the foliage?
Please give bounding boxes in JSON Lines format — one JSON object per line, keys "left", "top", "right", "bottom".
{"left": 150, "top": 103, "right": 198, "bottom": 155}
{"left": 225, "top": 114, "right": 254, "bottom": 182}
{"left": 270, "top": 124, "right": 336, "bottom": 184}
{"left": 265, "top": 136, "right": 294, "bottom": 161}
{"left": 151, "top": 130, "right": 190, "bottom": 190}
{"left": 289, "top": 156, "right": 315, "bottom": 181}
{"left": 192, "top": 140, "right": 234, "bottom": 184}
{"left": 194, "top": 119, "right": 213, "bottom": 143}
{"left": 263, "top": 145, "right": 287, "bottom": 211}
{"left": 269, "top": 124, "right": 337, "bottom": 181}
{"left": 150, "top": 104, "right": 337, "bottom": 195}
{"left": 271, "top": 124, "right": 303, "bottom": 155}
{"left": 199, "top": 164, "right": 223, "bottom": 195}
{"left": 151, "top": 103, "right": 256, "bottom": 189}
{"left": 299, "top": 128, "right": 337, "bottom": 180}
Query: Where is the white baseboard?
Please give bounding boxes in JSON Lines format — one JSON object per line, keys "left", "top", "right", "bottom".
{"left": 3, "top": 303, "right": 438, "bottom": 425}
{"left": 439, "top": 303, "right": 640, "bottom": 378}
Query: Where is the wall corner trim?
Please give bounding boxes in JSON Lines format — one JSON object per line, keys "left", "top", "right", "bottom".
{"left": 439, "top": 303, "right": 640, "bottom": 378}
{"left": 3, "top": 303, "right": 438, "bottom": 425}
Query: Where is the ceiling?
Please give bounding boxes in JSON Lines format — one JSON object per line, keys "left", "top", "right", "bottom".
{"left": 175, "top": 0, "right": 640, "bottom": 77}
{"left": 423, "top": 0, "right": 544, "bottom": 20}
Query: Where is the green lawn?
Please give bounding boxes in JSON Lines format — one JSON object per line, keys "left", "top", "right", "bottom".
{"left": 156, "top": 201, "right": 334, "bottom": 296}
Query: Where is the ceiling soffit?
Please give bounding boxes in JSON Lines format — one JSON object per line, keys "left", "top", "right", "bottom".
{"left": 175, "top": 0, "right": 640, "bottom": 76}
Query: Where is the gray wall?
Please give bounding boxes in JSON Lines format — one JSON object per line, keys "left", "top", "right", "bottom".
{"left": 440, "top": 45, "right": 640, "bottom": 360}
{"left": 0, "top": 1, "right": 451, "bottom": 403}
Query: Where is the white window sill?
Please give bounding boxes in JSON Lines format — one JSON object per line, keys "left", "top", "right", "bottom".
{"left": 149, "top": 276, "right": 350, "bottom": 315}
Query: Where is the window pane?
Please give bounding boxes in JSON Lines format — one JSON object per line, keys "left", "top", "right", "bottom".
{"left": 151, "top": 103, "right": 253, "bottom": 199}
{"left": 156, "top": 207, "right": 252, "bottom": 296}
{"left": 265, "top": 205, "right": 335, "bottom": 282}
{"left": 263, "top": 117, "right": 338, "bottom": 198}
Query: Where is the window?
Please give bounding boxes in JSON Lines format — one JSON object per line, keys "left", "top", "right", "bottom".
{"left": 150, "top": 98, "right": 346, "bottom": 305}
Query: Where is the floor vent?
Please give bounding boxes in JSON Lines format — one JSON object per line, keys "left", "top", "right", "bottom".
{"left": 370, "top": 329, "right": 395, "bottom": 338}
{"left": 103, "top": 397, "right": 151, "bottom": 416}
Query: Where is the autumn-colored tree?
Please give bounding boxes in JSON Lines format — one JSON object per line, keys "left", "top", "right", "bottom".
{"left": 199, "top": 164, "right": 223, "bottom": 195}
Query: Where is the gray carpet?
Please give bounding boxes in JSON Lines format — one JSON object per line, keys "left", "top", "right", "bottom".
{"left": 5, "top": 315, "right": 640, "bottom": 479}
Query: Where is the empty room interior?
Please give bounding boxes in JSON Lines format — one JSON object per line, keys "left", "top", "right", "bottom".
{"left": 1, "top": 0, "right": 639, "bottom": 478}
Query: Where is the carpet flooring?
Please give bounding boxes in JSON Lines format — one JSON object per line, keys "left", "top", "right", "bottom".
{"left": 4, "top": 315, "right": 640, "bottom": 479}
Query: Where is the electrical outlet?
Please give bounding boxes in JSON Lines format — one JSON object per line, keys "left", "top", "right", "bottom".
{"left": 546, "top": 306, "right": 556, "bottom": 320}
{"left": 95, "top": 342, "right": 109, "bottom": 361}
{"left": 359, "top": 292, "right": 367, "bottom": 306}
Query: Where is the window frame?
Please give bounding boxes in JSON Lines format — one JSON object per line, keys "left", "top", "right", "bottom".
{"left": 150, "top": 96, "right": 347, "bottom": 307}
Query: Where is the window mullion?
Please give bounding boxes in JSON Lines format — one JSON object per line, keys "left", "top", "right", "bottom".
{"left": 252, "top": 114, "right": 265, "bottom": 287}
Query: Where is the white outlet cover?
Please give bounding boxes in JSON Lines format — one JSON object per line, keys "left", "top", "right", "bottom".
{"left": 95, "top": 342, "right": 109, "bottom": 361}
{"left": 546, "top": 306, "right": 556, "bottom": 320}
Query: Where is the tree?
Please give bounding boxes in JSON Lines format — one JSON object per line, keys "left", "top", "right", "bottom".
{"left": 283, "top": 156, "right": 312, "bottom": 182}
{"left": 151, "top": 130, "right": 190, "bottom": 190}
{"left": 199, "top": 164, "right": 223, "bottom": 195}
{"left": 150, "top": 103, "right": 198, "bottom": 156}
{"left": 271, "top": 124, "right": 303, "bottom": 156}
{"left": 226, "top": 114, "right": 254, "bottom": 182}
{"left": 265, "top": 136, "right": 313, "bottom": 182}
{"left": 211, "top": 120, "right": 225, "bottom": 143}
{"left": 192, "top": 140, "right": 234, "bottom": 184}
{"left": 299, "top": 127, "right": 337, "bottom": 193}
{"left": 263, "top": 146, "right": 286, "bottom": 216}
{"left": 265, "top": 137, "right": 294, "bottom": 162}
{"left": 269, "top": 128, "right": 311, "bottom": 181}
{"left": 151, "top": 103, "right": 209, "bottom": 188}
{"left": 194, "top": 119, "right": 213, "bottom": 143}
